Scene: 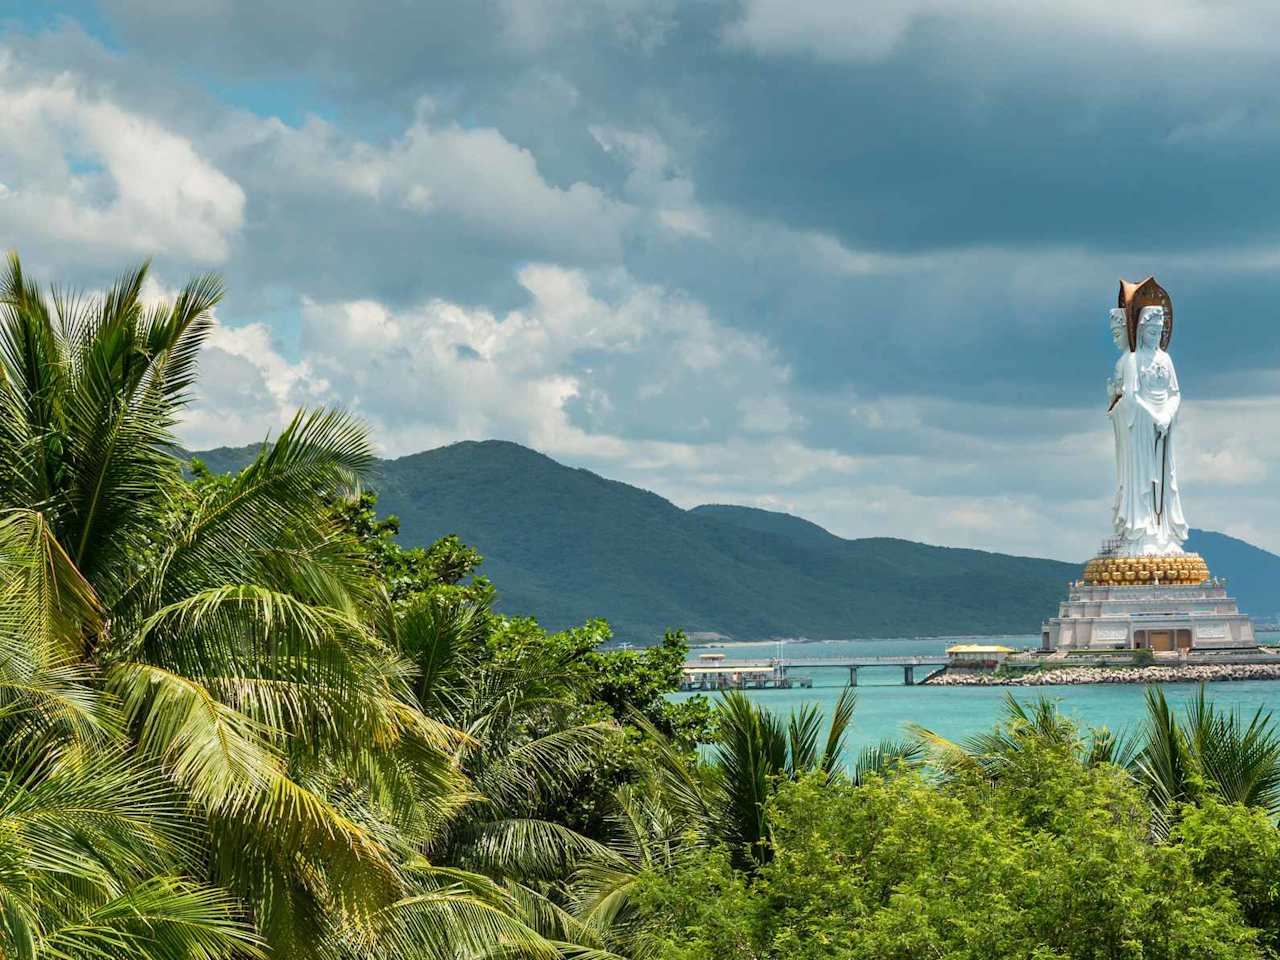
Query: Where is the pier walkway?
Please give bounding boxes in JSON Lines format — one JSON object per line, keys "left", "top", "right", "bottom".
{"left": 680, "top": 654, "right": 949, "bottom": 690}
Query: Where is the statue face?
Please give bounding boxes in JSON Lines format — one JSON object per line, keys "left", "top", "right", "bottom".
{"left": 1138, "top": 306, "right": 1164, "bottom": 349}
{"left": 1108, "top": 309, "right": 1127, "bottom": 350}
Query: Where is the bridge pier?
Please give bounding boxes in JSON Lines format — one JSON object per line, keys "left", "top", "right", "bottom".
{"left": 848, "top": 666, "right": 858, "bottom": 687}
{"left": 903, "top": 665, "right": 915, "bottom": 685}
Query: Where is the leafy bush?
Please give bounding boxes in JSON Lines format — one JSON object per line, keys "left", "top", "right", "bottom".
{"left": 634, "top": 747, "right": 1260, "bottom": 960}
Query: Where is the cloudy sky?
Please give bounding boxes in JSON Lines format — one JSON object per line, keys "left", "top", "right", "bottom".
{"left": 4, "top": 1, "right": 1280, "bottom": 560}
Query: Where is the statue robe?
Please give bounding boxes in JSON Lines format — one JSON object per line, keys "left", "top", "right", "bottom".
{"left": 1109, "top": 347, "right": 1188, "bottom": 555}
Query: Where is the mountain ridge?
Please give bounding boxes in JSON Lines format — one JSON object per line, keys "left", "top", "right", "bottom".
{"left": 190, "top": 439, "right": 1280, "bottom": 640}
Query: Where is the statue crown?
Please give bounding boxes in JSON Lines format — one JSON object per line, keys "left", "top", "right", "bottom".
{"left": 1118, "top": 277, "right": 1174, "bottom": 351}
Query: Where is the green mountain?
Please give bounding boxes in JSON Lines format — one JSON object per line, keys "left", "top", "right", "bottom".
{"left": 190, "top": 439, "right": 1280, "bottom": 641}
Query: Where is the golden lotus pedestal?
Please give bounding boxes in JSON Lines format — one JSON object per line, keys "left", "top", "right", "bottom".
{"left": 1081, "top": 553, "right": 1211, "bottom": 587}
{"left": 1040, "top": 554, "right": 1256, "bottom": 653}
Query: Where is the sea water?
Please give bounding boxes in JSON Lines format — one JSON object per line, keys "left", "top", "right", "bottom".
{"left": 672, "top": 634, "right": 1280, "bottom": 754}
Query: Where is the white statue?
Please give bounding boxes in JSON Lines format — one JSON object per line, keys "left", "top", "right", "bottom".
{"left": 1108, "top": 303, "right": 1188, "bottom": 555}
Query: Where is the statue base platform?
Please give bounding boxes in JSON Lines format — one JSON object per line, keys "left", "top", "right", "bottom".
{"left": 1041, "top": 577, "right": 1256, "bottom": 653}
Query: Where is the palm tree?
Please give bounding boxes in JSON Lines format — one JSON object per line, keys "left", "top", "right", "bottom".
{"left": 916, "top": 688, "right": 1280, "bottom": 836}
{"left": 0, "top": 255, "right": 581, "bottom": 959}
{"left": 0, "top": 510, "right": 259, "bottom": 959}
{"left": 713, "top": 689, "right": 855, "bottom": 867}
{"left": 571, "top": 687, "right": 924, "bottom": 954}
{"left": 911, "top": 692, "right": 1130, "bottom": 781}
{"left": 390, "top": 593, "right": 620, "bottom": 919}
{"left": 1135, "top": 686, "right": 1280, "bottom": 831}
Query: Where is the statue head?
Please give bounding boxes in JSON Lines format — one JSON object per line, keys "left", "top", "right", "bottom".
{"left": 1138, "top": 306, "right": 1165, "bottom": 349}
{"left": 1118, "top": 277, "right": 1174, "bottom": 352}
{"left": 1108, "top": 308, "right": 1128, "bottom": 351}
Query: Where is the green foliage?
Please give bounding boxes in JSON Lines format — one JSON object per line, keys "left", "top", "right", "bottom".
{"left": 329, "top": 486, "right": 713, "bottom": 848}
{"left": 333, "top": 490, "right": 493, "bottom": 606}
{"left": 623, "top": 692, "right": 1280, "bottom": 960}
{"left": 712, "top": 689, "right": 855, "bottom": 869}
{"left": 634, "top": 748, "right": 1260, "bottom": 960}
{"left": 1174, "top": 798, "right": 1280, "bottom": 954}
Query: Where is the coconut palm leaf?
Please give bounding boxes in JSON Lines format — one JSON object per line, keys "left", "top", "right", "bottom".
{"left": 473, "top": 723, "right": 617, "bottom": 811}
{"left": 0, "top": 745, "right": 257, "bottom": 960}
{"left": 37, "top": 878, "right": 262, "bottom": 960}
{"left": 0, "top": 256, "right": 623, "bottom": 960}
{"left": 787, "top": 703, "right": 823, "bottom": 776}
{"left": 623, "top": 711, "right": 713, "bottom": 829}
{"left": 712, "top": 691, "right": 786, "bottom": 867}
{"left": 1083, "top": 724, "right": 1140, "bottom": 771}
{"left": 452, "top": 817, "right": 616, "bottom": 881}
{"left": 819, "top": 687, "right": 856, "bottom": 776}
{"left": 1133, "top": 686, "right": 1192, "bottom": 830}
{"left": 364, "top": 878, "right": 562, "bottom": 960}
{"left": 1181, "top": 685, "right": 1280, "bottom": 813}
{"left": 852, "top": 737, "right": 925, "bottom": 786}
{"left": 911, "top": 693, "right": 1081, "bottom": 781}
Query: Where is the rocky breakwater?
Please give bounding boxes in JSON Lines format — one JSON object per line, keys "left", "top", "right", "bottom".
{"left": 927, "top": 662, "right": 1280, "bottom": 686}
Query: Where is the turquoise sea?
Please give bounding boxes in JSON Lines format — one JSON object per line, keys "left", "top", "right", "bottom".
{"left": 672, "top": 634, "right": 1280, "bottom": 754}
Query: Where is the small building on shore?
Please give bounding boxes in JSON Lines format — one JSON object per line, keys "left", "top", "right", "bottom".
{"left": 681, "top": 652, "right": 781, "bottom": 690}
{"left": 946, "top": 644, "right": 1016, "bottom": 670}
{"left": 679, "top": 652, "right": 808, "bottom": 690}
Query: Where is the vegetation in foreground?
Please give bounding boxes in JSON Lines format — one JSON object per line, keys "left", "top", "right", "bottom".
{"left": 3, "top": 255, "right": 1280, "bottom": 959}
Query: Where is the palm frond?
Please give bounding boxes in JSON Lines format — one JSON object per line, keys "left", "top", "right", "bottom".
{"left": 38, "top": 877, "right": 262, "bottom": 960}
{"left": 852, "top": 737, "right": 925, "bottom": 786}
{"left": 819, "top": 687, "right": 856, "bottom": 776}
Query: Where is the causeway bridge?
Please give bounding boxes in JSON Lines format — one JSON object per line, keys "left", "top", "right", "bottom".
{"left": 789, "top": 654, "right": 949, "bottom": 685}
{"left": 681, "top": 654, "right": 949, "bottom": 689}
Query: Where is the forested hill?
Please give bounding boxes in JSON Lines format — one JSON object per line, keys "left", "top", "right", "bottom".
{"left": 191, "top": 439, "right": 1278, "bottom": 641}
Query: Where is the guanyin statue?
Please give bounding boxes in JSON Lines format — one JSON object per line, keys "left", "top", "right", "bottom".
{"left": 1106, "top": 278, "right": 1188, "bottom": 556}
{"left": 1052, "top": 279, "right": 1247, "bottom": 650}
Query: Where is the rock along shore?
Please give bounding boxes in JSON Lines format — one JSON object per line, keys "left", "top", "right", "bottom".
{"left": 926, "top": 662, "right": 1280, "bottom": 686}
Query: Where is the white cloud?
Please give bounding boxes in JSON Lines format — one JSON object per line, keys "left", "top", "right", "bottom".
{"left": 223, "top": 106, "right": 633, "bottom": 262}
{"left": 496, "top": 0, "right": 677, "bottom": 54}
{"left": 724, "top": 0, "right": 1280, "bottom": 63}
{"left": 17, "top": 9, "right": 1280, "bottom": 564}
{"left": 0, "top": 54, "right": 244, "bottom": 266}
{"left": 181, "top": 320, "right": 329, "bottom": 450}
{"left": 591, "top": 125, "right": 709, "bottom": 239}
{"left": 1179, "top": 397, "right": 1275, "bottom": 489}
{"left": 303, "top": 264, "right": 796, "bottom": 453}
{"left": 182, "top": 263, "right": 794, "bottom": 460}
